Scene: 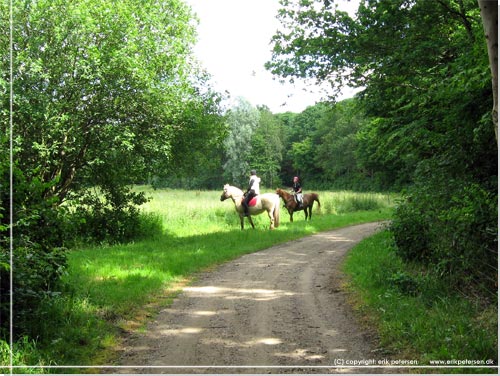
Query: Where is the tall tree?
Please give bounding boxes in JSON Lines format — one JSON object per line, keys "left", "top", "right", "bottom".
{"left": 222, "top": 97, "right": 260, "bottom": 186}
{"left": 4, "top": 0, "right": 223, "bottom": 205}
{"left": 267, "top": 0, "right": 495, "bottom": 185}
{"left": 284, "top": 103, "right": 328, "bottom": 184}
{"left": 314, "top": 99, "right": 365, "bottom": 187}
{"left": 477, "top": 0, "right": 498, "bottom": 141}
{"left": 1, "top": 0, "right": 224, "bottom": 337}
{"left": 250, "top": 106, "right": 284, "bottom": 188}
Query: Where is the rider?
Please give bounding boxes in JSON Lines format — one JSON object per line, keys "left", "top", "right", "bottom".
{"left": 243, "top": 170, "right": 260, "bottom": 217}
{"left": 292, "top": 176, "right": 303, "bottom": 208}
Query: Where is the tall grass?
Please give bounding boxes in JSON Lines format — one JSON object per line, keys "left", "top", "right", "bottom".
{"left": 10, "top": 187, "right": 394, "bottom": 372}
{"left": 137, "top": 187, "right": 395, "bottom": 231}
{"left": 319, "top": 190, "right": 394, "bottom": 214}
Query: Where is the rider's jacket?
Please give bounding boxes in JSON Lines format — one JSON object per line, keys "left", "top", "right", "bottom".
{"left": 292, "top": 181, "right": 302, "bottom": 193}
{"left": 248, "top": 176, "right": 261, "bottom": 195}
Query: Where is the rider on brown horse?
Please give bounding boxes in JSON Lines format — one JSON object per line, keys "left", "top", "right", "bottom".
{"left": 292, "top": 176, "right": 303, "bottom": 209}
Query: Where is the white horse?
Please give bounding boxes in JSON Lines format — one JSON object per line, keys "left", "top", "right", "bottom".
{"left": 220, "top": 184, "right": 280, "bottom": 230}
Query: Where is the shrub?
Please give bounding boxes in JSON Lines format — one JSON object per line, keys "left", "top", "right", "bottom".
{"left": 390, "top": 199, "right": 431, "bottom": 262}
{"left": 69, "top": 187, "right": 158, "bottom": 244}
{"left": 390, "top": 180, "right": 497, "bottom": 299}
{"left": 1, "top": 164, "right": 68, "bottom": 340}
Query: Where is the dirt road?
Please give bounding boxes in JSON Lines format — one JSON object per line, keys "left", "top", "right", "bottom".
{"left": 115, "top": 222, "right": 386, "bottom": 374}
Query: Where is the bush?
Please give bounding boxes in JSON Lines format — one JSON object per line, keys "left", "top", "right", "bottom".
{"left": 69, "top": 186, "right": 162, "bottom": 244}
{"left": 11, "top": 246, "right": 67, "bottom": 336}
{"left": 1, "top": 164, "right": 69, "bottom": 340}
{"left": 390, "top": 179, "right": 497, "bottom": 299}
{"left": 390, "top": 199, "right": 431, "bottom": 262}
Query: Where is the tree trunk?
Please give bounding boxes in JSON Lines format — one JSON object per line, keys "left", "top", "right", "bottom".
{"left": 478, "top": 0, "right": 498, "bottom": 142}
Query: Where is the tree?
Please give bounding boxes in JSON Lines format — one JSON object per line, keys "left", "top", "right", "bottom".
{"left": 477, "top": 0, "right": 498, "bottom": 141}
{"left": 222, "top": 98, "right": 260, "bottom": 186}
{"left": 250, "top": 106, "right": 284, "bottom": 188}
{"left": 281, "top": 103, "right": 328, "bottom": 185}
{"left": 314, "top": 99, "right": 367, "bottom": 188}
{"left": 2, "top": 0, "right": 225, "bottom": 238}
{"left": 5, "top": 0, "right": 223, "bottom": 205}
{"left": 266, "top": 0, "right": 497, "bottom": 295}
{"left": 267, "top": 0, "right": 495, "bottom": 187}
{"left": 1, "top": 0, "right": 225, "bottom": 338}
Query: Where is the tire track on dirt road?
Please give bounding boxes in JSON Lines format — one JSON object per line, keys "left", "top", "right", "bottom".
{"left": 113, "top": 222, "right": 387, "bottom": 374}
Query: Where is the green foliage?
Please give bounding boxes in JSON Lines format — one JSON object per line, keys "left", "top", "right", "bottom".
{"left": 279, "top": 103, "right": 327, "bottom": 184}
{"left": 267, "top": 0, "right": 498, "bottom": 298}
{"left": 1, "top": 337, "right": 52, "bottom": 373}
{"left": 6, "top": 0, "right": 218, "bottom": 201}
{"left": 1, "top": 154, "right": 68, "bottom": 341}
{"left": 1, "top": 0, "right": 225, "bottom": 350}
{"left": 344, "top": 230, "right": 497, "bottom": 369}
{"left": 273, "top": 99, "right": 387, "bottom": 190}
{"left": 69, "top": 187, "right": 163, "bottom": 245}
{"left": 391, "top": 178, "right": 497, "bottom": 297}
{"left": 223, "top": 98, "right": 260, "bottom": 185}
{"left": 250, "top": 106, "right": 284, "bottom": 188}
{"left": 11, "top": 246, "right": 67, "bottom": 334}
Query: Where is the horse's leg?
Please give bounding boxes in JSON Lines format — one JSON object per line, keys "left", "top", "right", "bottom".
{"left": 248, "top": 215, "right": 255, "bottom": 229}
{"left": 267, "top": 208, "right": 275, "bottom": 230}
{"left": 240, "top": 214, "right": 244, "bottom": 230}
{"left": 288, "top": 208, "right": 294, "bottom": 222}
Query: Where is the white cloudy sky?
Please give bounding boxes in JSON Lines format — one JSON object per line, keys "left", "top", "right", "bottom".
{"left": 184, "top": 0, "right": 359, "bottom": 113}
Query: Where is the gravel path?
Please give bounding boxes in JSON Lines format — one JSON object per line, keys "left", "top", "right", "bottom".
{"left": 113, "top": 222, "right": 386, "bottom": 374}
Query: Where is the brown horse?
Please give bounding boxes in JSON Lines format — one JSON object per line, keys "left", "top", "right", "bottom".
{"left": 276, "top": 188, "right": 320, "bottom": 222}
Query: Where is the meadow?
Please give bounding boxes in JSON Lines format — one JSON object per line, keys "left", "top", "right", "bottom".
{"left": 7, "top": 187, "right": 394, "bottom": 372}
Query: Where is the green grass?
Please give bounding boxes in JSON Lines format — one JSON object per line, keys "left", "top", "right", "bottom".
{"left": 10, "top": 187, "right": 394, "bottom": 372}
{"left": 343, "top": 230, "right": 498, "bottom": 373}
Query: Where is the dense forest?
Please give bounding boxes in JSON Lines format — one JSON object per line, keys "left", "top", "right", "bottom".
{"left": 1, "top": 0, "right": 497, "bottom": 363}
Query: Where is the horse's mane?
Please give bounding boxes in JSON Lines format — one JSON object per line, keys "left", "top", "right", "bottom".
{"left": 225, "top": 184, "right": 243, "bottom": 194}
{"left": 276, "top": 188, "right": 294, "bottom": 201}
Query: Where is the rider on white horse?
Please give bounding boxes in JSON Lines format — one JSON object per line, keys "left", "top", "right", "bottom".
{"left": 242, "top": 170, "right": 260, "bottom": 217}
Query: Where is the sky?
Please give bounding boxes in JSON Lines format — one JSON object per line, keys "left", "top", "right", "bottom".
{"left": 184, "top": 0, "right": 360, "bottom": 114}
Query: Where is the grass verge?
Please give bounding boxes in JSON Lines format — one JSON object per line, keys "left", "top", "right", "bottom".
{"left": 342, "top": 230, "right": 498, "bottom": 374}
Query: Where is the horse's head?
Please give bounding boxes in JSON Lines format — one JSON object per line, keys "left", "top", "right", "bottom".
{"left": 220, "top": 184, "right": 244, "bottom": 201}
{"left": 220, "top": 184, "right": 231, "bottom": 201}
{"left": 276, "top": 188, "right": 293, "bottom": 203}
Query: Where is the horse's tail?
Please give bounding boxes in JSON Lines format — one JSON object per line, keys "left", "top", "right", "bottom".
{"left": 315, "top": 194, "right": 321, "bottom": 210}
{"left": 274, "top": 194, "right": 280, "bottom": 228}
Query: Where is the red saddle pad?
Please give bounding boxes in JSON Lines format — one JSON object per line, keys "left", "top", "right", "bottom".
{"left": 248, "top": 197, "right": 258, "bottom": 207}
